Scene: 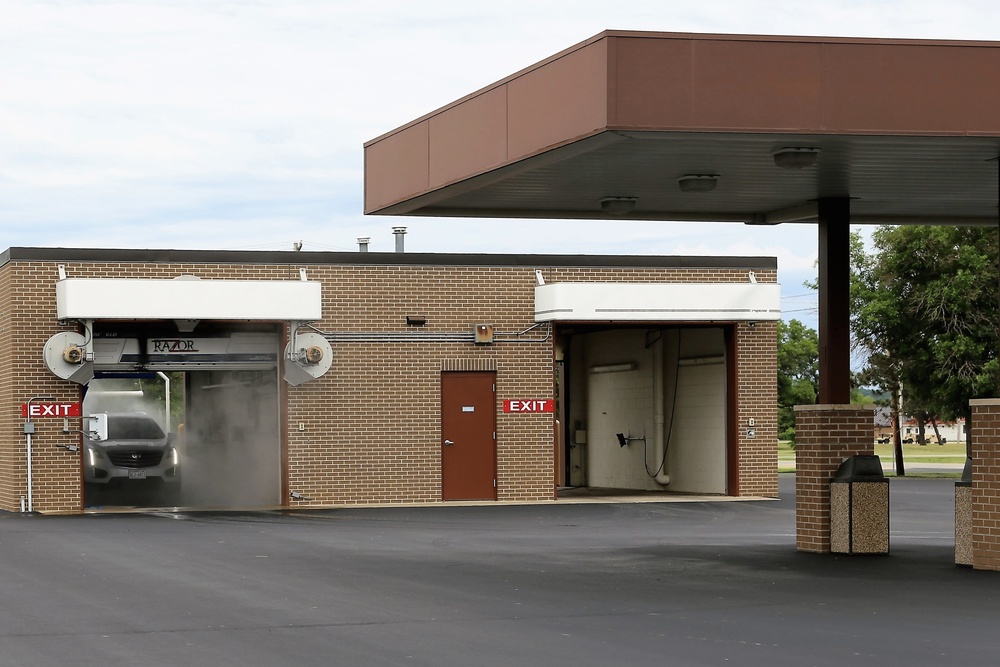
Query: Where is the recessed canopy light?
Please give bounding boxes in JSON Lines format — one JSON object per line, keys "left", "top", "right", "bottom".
{"left": 773, "top": 147, "right": 821, "bottom": 169}
{"left": 599, "top": 197, "right": 638, "bottom": 215}
{"left": 677, "top": 174, "right": 719, "bottom": 193}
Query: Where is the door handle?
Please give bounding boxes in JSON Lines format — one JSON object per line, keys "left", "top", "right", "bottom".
{"left": 444, "top": 439, "right": 455, "bottom": 446}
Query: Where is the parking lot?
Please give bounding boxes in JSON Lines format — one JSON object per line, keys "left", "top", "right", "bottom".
{"left": 2, "top": 475, "right": 998, "bottom": 666}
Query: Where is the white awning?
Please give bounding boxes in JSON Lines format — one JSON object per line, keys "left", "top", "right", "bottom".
{"left": 534, "top": 282, "right": 781, "bottom": 322}
{"left": 56, "top": 277, "right": 322, "bottom": 321}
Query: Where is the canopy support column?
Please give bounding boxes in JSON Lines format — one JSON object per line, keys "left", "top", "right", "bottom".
{"left": 817, "top": 197, "right": 852, "bottom": 404}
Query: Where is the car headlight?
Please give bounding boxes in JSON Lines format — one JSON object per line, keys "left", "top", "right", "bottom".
{"left": 88, "top": 447, "right": 104, "bottom": 467}
{"left": 169, "top": 447, "right": 179, "bottom": 466}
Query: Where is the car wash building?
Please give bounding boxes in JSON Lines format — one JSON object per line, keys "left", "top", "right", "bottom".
{"left": 0, "top": 246, "right": 779, "bottom": 513}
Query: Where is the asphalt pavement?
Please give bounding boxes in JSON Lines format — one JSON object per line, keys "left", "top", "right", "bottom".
{"left": 1, "top": 474, "right": 998, "bottom": 667}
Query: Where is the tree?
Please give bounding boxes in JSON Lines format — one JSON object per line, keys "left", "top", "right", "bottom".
{"left": 851, "top": 231, "right": 909, "bottom": 471}
{"left": 777, "top": 319, "right": 819, "bottom": 442}
{"left": 851, "top": 225, "right": 999, "bottom": 457}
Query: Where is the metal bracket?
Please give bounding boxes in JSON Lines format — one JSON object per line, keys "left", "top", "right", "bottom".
{"left": 616, "top": 432, "right": 646, "bottom": 447}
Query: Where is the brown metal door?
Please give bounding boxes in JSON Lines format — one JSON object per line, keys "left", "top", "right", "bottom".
{"left": 441, "top": 371, "right": 496, "bottom": 500}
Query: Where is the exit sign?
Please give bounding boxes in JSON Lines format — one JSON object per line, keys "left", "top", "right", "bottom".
{"left": 21, "top": 402, "right": 82, "bottom": 418}
{"left": 503, "top": 399, "right": 554, "bottom": 413}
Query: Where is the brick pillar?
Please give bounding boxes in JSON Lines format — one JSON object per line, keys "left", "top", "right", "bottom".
{"left": 794, "top": 404, "right": 875, "bottom": 553}
{"left": 970, "top": 399, "right": 1000, "bottom": 571}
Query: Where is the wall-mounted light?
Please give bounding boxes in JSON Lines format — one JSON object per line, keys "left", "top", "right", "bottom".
{"left": 772, "top": 147, "right": 820, "bottom": 169}
{"left": 474, "top": 324, "right": 494, "bottom": 344}
{"left": 590, "top": 362, "right": 637, "bottom": 374}
{"left": 599, "top": 196, "right": 638, "bottom": 215}
{"left": 406, "top": 315, "right": 426, "bottom": 326}
{"left": 677, "top": 174, "right": 719, "bottom": 193}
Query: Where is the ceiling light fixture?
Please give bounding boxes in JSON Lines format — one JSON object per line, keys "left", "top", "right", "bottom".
{"left": 590, "top": 362, "right": 637, "bottom": 374}
{"left": 599, "top": 197, "right": 638, "bottom": 215}
{"left": 677, "top": 174, "right": 719, "bottom": 193}
{"left": 772, "top": 147, "right": 821, "bottom": 169}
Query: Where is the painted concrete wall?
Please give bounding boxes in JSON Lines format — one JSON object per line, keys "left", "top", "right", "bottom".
{"left": 584, "top": 329, "right": 656, "bottom": 490}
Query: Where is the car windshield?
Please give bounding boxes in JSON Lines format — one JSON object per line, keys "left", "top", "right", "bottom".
{"left": 107, "top": 416, "right": 165, "bottom": 440}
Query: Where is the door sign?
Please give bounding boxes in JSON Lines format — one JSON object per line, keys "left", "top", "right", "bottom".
{"left": 21, "top": 402, "right": 82, "bottom": 418}
{"left": 503, "top": 399, "right": 554, "bottom": 413}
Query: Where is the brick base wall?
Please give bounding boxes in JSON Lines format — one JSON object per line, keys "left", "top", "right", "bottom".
{"left": 970, "top": 400, "right": 1000, "bottom": 571}
{"left": 794, "top": 404, "right": 875, "bottom": 553}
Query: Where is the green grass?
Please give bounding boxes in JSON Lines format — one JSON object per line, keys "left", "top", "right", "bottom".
{"left": 883, "top": 471, "right": 962, "bottom": 478}
{"left": 875, "top": 440, "right": 967, "bottom": 461}
{"left": 776, "top": 439, "right": 966, "bottom": 476}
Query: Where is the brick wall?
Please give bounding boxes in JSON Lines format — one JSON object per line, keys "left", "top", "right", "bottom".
{"left": 0, "top": 263, "right": 14, "bottom": 509}
{"left": 0, "top": 254, "right": 777, "bottom": 512}
{"left": 971, "top": 399, "right": 1000, "bottom": 571}
{"left": 737, "top": 320, "right": 779, "bottom": 497}
{"left": 1, "top": 262, "right": 86, "bottom": 513}
{"left": 794, "top": 404, "right": 875, "bottom": 553}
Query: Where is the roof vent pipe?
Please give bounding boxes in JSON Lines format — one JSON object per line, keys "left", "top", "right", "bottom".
{"left": 357, "top": 237, "right": 370, "bottom": 253}
{"left": 392, "top": 226, "right": 407, "bottom": 253}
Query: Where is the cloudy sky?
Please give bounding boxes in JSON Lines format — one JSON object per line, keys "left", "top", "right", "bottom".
{"left": 3, "top": 0, "right": 998, "bottom": 326}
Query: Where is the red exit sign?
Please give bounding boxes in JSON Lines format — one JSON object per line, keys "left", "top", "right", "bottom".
{"left": 503, "top": 399, "right": 554, "bottom": 413}
{"left": 21, "top": 402, "right": 81, "bottom": 418}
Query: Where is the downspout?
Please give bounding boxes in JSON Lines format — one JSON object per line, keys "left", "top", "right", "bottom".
{"left": 26, "top": 430, "right": 33, "bottom": 512}
{"left": 23, "top": 395, "right": 55, "bottom": 513}
{"left": 653, "top": 335, "right": 671, "bottom": 485}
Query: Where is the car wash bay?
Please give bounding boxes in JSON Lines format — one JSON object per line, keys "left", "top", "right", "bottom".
{"left": 81, "top": 322, "right": 283, "bottom": 509}
{"left": 559, "top": 325, "right": 733, "bottom": 496}
{"left": 40, "top": 271, "right": 329, "bottom": 511}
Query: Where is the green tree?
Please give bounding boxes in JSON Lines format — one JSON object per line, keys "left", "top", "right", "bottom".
{"left": 850, "top": 231, "right": 909, "bottom": 471}
{"left": 852, "top": 225, "right": 999, "bottom": 454}
{"left": 777, "top": 318, "right": 819, "bottom": 442}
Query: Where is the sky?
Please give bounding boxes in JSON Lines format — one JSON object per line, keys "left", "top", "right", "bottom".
{"left": 3, "top": 0, "right": 999, "bottom": 329}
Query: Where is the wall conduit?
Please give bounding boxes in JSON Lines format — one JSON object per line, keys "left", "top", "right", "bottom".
{"left": 642, "top": 330, "right": 681, "bottom": 486}
{"left": 652, "top": 333, "right": 671, "bottom": 485}
{"left": 320, "top": 323, "right": 551, "bottom": 344}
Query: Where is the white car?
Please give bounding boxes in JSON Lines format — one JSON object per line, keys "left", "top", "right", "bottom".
{"left": 84, "top": 413, "right": 180, "bottom": 487}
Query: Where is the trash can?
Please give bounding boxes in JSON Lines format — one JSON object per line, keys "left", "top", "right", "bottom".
{"left": 955, "top": 458, "right": 972, "bottom": 567}
{"left": 830, "top": 455, "right": 889, "bottom": 554}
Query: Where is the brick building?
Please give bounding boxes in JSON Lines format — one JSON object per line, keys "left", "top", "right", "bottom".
{"left": 1, "top": 247, "right": 779, "bottom": 513}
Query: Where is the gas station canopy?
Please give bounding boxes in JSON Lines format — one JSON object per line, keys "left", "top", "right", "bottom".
{"left": 364, "top": 31, "right": 1000, "bottom": 405}
{"left": 364, "top": 31, "right": 1000, "bottom": 225}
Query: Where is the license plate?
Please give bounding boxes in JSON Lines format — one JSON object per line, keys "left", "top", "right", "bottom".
{"left": 128, "top": 469, "right": 147, "bottom": 480}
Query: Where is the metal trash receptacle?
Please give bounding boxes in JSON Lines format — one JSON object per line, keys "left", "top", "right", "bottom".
{"left": 830, "top": 455, "right": 889, "bottom": 554}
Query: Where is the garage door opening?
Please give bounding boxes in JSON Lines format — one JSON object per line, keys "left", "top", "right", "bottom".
{"left": 559, "top": 325, "right": 732, "bottom": 497}
{"left": 81, "top": 323, "right": 283, "bottom": 510}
